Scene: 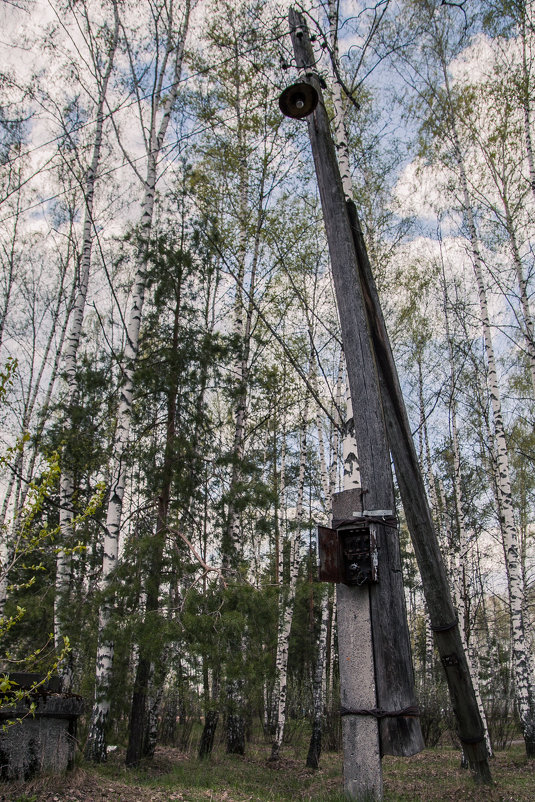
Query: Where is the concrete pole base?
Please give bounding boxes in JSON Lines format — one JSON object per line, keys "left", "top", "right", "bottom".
{"left": 342, "top": 715, "right": 383, "bottom": 800}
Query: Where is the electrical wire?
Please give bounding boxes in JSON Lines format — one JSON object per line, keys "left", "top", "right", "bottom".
{"left": 0, "top": 30, "right": 289, "bottom": 170}
{"left": 0, "top": 80, "right": 304, "bottom": 226}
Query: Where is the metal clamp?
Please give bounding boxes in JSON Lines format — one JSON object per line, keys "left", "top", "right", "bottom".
{"left": 340, "top": 706, "right": 420, "bottom": 719}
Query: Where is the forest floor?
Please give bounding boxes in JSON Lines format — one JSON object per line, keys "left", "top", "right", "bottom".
{"left": 2, "top": 741, "right": 534, "bottom": 802}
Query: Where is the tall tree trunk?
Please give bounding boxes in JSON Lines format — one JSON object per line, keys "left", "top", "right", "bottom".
{"left": 306, "top": 588, "right": 330, "bottom": 768}
{"left": 126, "top": 231, "right": 212, "bottom": 765}
{"left": 416, "top": 355, "right": 440, "bottom": 526}
{"left": 223, "top": 40, "right": 253, "bottom": 567}
{"left": 307, "top": 345, "right": 343, "bottom": 768}
{"left": 85, "top": 2, "right": 191, "bottom": 762}
{"left": 125, "top": 332, "right": 178, "bottom": 766}
{"left": 442, "top": 287, "right": 492, "bottom": 757}
{"left": 327, "top": 0, "right": 360, "bottom": 500}
{"left": 199, "top": 667, "right": 220, "bottom": 759}
{"left": 501, "top": 198, "right": 535, "bottom": 397}
{"left": 223, "top": 158, "right": 266, "bottom": 755}
{"left": 520, "top": 3, "right": 535, "bottom": 195}
{"left": 270, "top": 397, "right": 308, "bottom": 761}
{"left": 55, "top": 0, "right": 120, "bottom": 691}
{"left": 445, "top": 67, "right": 535, "bottom": 755}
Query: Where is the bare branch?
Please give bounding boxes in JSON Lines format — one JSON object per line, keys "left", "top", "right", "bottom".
{"left": 170, "top": 527, "right": 227, "bottom": 588}
{"left": 441, "top": 0, "right": 468, "bottom": 28}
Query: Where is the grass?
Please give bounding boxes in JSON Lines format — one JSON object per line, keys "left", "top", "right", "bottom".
{"left": 2, "top": 736, "right": 534, "bottom": 801}
{"left": 98, "top": 744, "right": 340, "bottom": 801}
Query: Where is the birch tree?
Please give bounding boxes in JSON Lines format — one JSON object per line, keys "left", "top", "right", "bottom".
{"left": 125, "top": 203, "right": 221, "bottom": 765}
{"left": 450, "top": 51, "right": 535, "bottom": 398}
{"left": 54, "top": 0, "right": 120, "bottom": 690}
{"left": 307, "top": 349, "right": 343, "bottom": 768}
{"left": 85, "top": 0, "right": 193, "bottom": 762}
{"left": 270, "top": 392, "right": 308, "bottom": 761}
{"left": 441, "top": 261, "right": 493, "bottom": 756}
{"left": 443, "top": 58, "right": 535, "bottom": 765}
{"left": 393, "top": 0, "right": 535, "bottom": 755}
{"left": 192, "top": 0, "right": 296, "bottom": 754}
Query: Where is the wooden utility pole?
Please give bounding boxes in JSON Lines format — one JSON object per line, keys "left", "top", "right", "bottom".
{"left": 286, "top": 8, "right": 492, "bottom": 787}
{"left": 346, "top": 201, "right": 492, "bottom": 782}
{"left": 286, "top": 9, "right": 423, "bottom": 800}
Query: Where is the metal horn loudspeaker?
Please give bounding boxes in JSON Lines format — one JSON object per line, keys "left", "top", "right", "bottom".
{"left": 278, "top": 82, "right": 318, "bottom": 119}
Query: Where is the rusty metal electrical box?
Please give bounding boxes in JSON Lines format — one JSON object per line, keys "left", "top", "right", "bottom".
{"left": 318, "top": 519, "right": 378, "bottom": 586}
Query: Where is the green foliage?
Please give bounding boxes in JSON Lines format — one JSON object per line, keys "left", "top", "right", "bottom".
{"left": 0, "top": 358, "right": 106, "bottom": 718}
{"left": 182, "top": 579, "right": 277, "bottom": 711}
{"left": 0, "top": 450, "right": 68, "bottom": 717}
{"left": 49, "top": 355, "right": 113, "bottom": 475}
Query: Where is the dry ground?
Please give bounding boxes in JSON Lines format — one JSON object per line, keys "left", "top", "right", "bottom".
{"left": 1, "top": 743, "right": 534, "bottom": 802}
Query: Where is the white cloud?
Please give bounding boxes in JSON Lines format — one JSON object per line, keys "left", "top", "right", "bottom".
{"left": 394, "top": 157, "right": 455, "bottom": 220}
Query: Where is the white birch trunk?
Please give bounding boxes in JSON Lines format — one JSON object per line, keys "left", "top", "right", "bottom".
{"left": 327, "top": 355, "right": 343, "bottom": 712}
{"left": 416, "top": 358, "right": 442, "bottom": 695}
{"left": 326, "top": 1, "right": 361, "bottom": 494}
{"left": 445, "top": 79, "right": 535, "bottom": 751}
{"left": 85, "top": 2, "right": 191, "bottom": 761}
{"left": 270, "top": 398, "right": 308, "bottom": 760}
{"left": 342, "top": 387, "right": 360, "bottom": 491}
{"left": 327, "top": 591, "right": 337, "bottom": 708}
{"left": 445, "top": 324, "right": 493, "bottom": 755}
{"left": 424, "top": 611, "right": 434, "bottom": 687}
{"left": 328, "top": 0, "right": 352, "bottom": 201}
{"left": 223, "top": 168, "right": 266, "bottom": 755}
{"left": 417, "top": 357, "right": 440, "bottom": 523}
{"left": 277, "top": 433, "right": 286, "bottom": 587}
{"left": 330, "top": 350, "right": 344, "bottom": 497}
{"left": 510, "top": 1, "right": 535, "bottom": 396}
{"left": 470, "top": 257, "right": 534, "bottom": 750}
{"left": 316, "top": 402, "right": 331, "bottom": 508}
{"left": 502, "top": 200, "right": 535, "bottom": 397}
{"left": 307, "top": 346, "right": 343, "bottom": 767}
{"left": 224, "top": 66, "right": 251, "bottom": 562}
{"left": 520, "top": 3, "right": 535, "bottom": 196}
{"left": 225, "top": 163, "right": 266, "bottom": 562}
{"left": 306, "top": 586, "right": 330, "bottom": 767}
{"left": 0, "top": 251, "right": 74, "bottom": 615}
{"left": 55, "top": 1, "right": 120, "bottom": 685}
{"left": 268, "top": 415, "right": 286, "bottom": 735}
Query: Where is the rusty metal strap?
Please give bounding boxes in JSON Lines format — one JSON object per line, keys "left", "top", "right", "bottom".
{"left": 371, "top": 517, "right": 398, "bottom": 529}
{"left": 334, "top": 516, "right": 398, "bottom": 529}
{"left": 340, "top": 705, "right": 420, "bottom": 719}
{"left": 363, "top": 515, "right": 398, "bottom": 528}
{"left": 431, "top": 620, "right": 458, "bottom": 633}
